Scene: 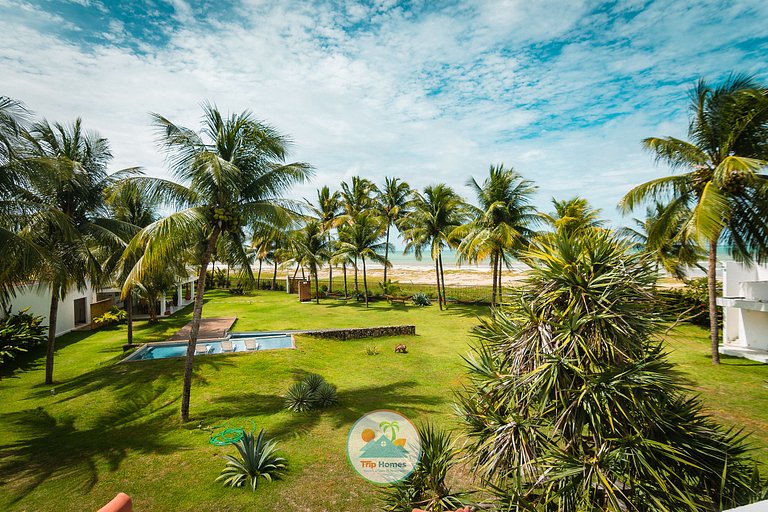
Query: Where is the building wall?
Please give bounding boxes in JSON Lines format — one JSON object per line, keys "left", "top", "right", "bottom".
{"left": 6, "top": 283, "right": 95, "bottom": 336}
{"left": 722, "top": 261, "right": 768, "bottom": 350}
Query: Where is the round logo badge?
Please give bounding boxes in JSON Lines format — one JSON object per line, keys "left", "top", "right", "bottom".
{"left": 347, "top": 410, "right": 421, "bottom": 484}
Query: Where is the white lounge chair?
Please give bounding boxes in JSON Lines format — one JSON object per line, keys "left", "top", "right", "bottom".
{"left": 194, "top": 344, "right": 209, "bottom": 355}
{"left": 220, "top": 340, "right": 234, "bottom": 352}
{"left": 244, "top": 339, "right": 259, "bottom": 351}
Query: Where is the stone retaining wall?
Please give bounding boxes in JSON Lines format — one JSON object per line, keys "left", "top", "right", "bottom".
{"left": 304, "top": 325, "right": 416, "bottom": 341}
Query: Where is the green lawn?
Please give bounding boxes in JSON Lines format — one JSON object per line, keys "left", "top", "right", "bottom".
{"left": 0, "top": 291, "right": 766, "bottom": 511}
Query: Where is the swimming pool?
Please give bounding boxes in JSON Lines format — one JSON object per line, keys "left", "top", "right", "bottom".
{"left": 122, "top": 333, "right": 294, "bottom": 362}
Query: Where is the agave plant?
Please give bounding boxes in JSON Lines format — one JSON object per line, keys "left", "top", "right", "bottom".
{"left": 380, "top": 423, "right": 469, "bottom": 512}
{"left": 284, "top": 381, "right": 315, "bottom": 412}
{"left": 284, "top": 373, "right": 339, "bottom": 412}
{"left": 216, "top": 430, "right": 287, "bottom": 491}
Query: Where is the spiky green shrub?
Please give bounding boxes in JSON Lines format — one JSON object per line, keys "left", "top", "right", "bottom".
{"left": 381, "top": 423, "right": 468, "bottom": 512}
{"left": 284, "top": 382, "right": 315, "bottom": 412}
{"left": 365, "top": 345, "right": 380, "bottom": 356}
{"left": 216, "top": 430, "right": 287, "bottom": 491}
{"left": 412, "top": 293, "right": 431, "bottom": 306}
{"left": 284, "top": 374, "right": 338, "bottom": 412}
{"left": 315, "top": 381, "right": 338, "bottom": 407}
{"left": 456, "top": 229, "right": 764, "bottom": 511}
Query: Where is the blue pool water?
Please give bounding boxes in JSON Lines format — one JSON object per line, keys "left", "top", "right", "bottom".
{"left": 125, "top": 334, "right": 294, "bottom": 361}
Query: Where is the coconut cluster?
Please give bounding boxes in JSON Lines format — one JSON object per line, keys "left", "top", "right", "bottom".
{"left": 208, "top": 205, "right": 242, "bottom": 231}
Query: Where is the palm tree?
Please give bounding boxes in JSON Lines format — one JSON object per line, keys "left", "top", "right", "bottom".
{"left": 619, "top": 75, "right": 768, "bottom": 364}
{"left": 104, "top": 179, "right": 161, "bottom": 345}
{"left": 294, "top": 220, "right": 331, "bottom": 304}
{"left": 19, "top": 118, "right": 132, "bottom": 384}
{"left": 621, "top": 201, "right": 704, "bottom": 279}
{"left": 377, "top": 177, "right": 411, "bottom": 286}
{"left": 454, "top": 165, "right": 537, "bottom": 305}
{"left": 306, "top": 186, "right": 342, "bottom": 292}
{"left": 540, "top": 196, "right": 604, "bottom": 236}
{"left": 457, "top": 229, "right": 763, "bottom": 510}
{"left": 0, "top": 96, "right": 40, "bottom": 305}
{"left": 401, "top": 184, "right": 466, "bottom": 310}
{"left": 340, "top": 177, "right": 378, "bottom": 219}
{"left": 336, "top": 213, "right": 388, "bottom": 307}
{"left": 123, "top": 104, "right": 311, "bottom": 421}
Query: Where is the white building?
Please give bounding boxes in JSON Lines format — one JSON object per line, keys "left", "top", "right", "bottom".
{"left": 717, "top": 261, "right": 768, "bottom": 363}
{"left": 4, "top": 276, "right": 198, "bottom": 337}
{"left": 5, "top": 282, "right": 96, "bottom": 336}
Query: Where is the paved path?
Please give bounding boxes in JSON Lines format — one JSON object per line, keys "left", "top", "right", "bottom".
{"left": 167, "top": 317, "right": 237, "bottom": 341}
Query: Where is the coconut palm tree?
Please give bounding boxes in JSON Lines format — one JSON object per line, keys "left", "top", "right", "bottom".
{"left": 104, "top": 179, "right": 161, "bottom": 345}
{"left": 122, "top": 104, "right": 311, "bottom": 421}
{"left": 621, "top": 201, "right": 704, "bottom": 279}
{"left": 306, "top": 186, "right": 342, "bottom": 292}
{"left": 340, "top": 177, "right": 378, "bottom": 219}
{"left": 453, "top": 165, "right": 537, "bottom": 305}
{"left": 336, "top": 213, "right": 388, "bottom": 307}
{"left": 619, "top": 74, "right": 768, "bottom": 364}
{"left": 18, "top": 118, "right": 134, "bottom": 384}
{"left": 540, "top": 196, "right": 604, "bottom": 236}
{"left": 401, "top": 184, "right": 466, "bottom": 310}
{"left": 294, "top": 220, "right": 331, "bottom": 304}
{"left": 377, "top": 177, "right": 411, "bottom": 286}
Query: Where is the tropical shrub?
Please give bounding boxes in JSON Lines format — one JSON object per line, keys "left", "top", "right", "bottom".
{"left": 380, "top": 423, "right": 468, "bottom": 512}
{"left": 412, "top": 293, "right": 431, "bottom": 306}
{"left": 0, "top": 309, "right": 46, "bottom": 367}
{"left": 456, "top": 229, "right": 764, "bottom": 511}
{"left": 365, "top": 344, "right": 380, "bottom": 356}
{"left": 379, "top": 280, "right": 402, "bottom": 296}
{"left": 92, "top": 306, "right": 127, "bottom": 327}
{"left": 284, "top": 373, "right": 338, "bottom": 412}
{"left": 215, "top": 430, "right": 287, "bottom": 491}
{"left": 657, "top": 277, "right": 721, "bottom": 327}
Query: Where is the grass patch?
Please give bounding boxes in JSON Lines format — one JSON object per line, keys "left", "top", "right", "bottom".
{"left": 0, "top": 290, "right": 765, "bottom": 510}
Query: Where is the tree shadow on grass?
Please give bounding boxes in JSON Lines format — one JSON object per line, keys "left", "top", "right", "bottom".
{"left": 440, "top": 304, "right": 488, "bottom": 319}
{"left": 212, "top": 380, "right": 444, "bottom": 440}
{"left": 26, "top": 355, "right": 236, "bottom": 404}
{"left": 0, "top": 383, "right": 183, "bottom": 503}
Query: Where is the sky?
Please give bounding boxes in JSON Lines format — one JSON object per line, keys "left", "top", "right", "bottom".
{"left": 1, "top": 0, "right": 767, "bottom": 226}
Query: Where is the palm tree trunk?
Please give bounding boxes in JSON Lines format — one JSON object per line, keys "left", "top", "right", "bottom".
{"left": 257, "top": 259, "right": 262, "bottom": 288}
{"left": 329, "top": 265, "right": 333, "bottom": 294}
{"left": 44, "top": 291, "right": 59, "bottom": 384}
{"left": 497, "top": 252, "right": 503, "bottom": 304}
{"left": 343, "top": 263, "right": 348, "bottom": 298}
{"left": 491, "top": 252, "right": 498, "bottom": 307}
{"left": 314, "top": 267, "right": 320, "bottom": 304}
{"left": 271, "top": 260, "right": 277, "bottom": 290}
{"left": 434, "top": 258, "right": 443, "bottom": 311}
{"left": 439, "top": 251, "right": 447, "bottom": 308}
{"left": 383, "top": 223, "right": 391, "bottom": 285}
{"left": 708, "top": 239, "right": 720, "bottom": 365}
{"left": 148, "top": 293, "right": 158, "bottom": 324}
{"left": 354, "top": 256, "right": 359, "bottom": 294}
{"left": 362, "top": 256, "right": 369, "bottom": 308}
{"left": 126, "top": 294, "right": 133, "bottom": 345}
{"left": 181, "top": 226, "right": 221, "bottom": 422}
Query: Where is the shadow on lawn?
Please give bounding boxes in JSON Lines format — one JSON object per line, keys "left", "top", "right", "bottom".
{"left": 27, "top": 353, "right": 235, "bottom": 404}
{"left": 213, "top": 379, "right": 443, "bottom": 439}
{"left": 0, "top": 383, "right": 183, "bottom": 503}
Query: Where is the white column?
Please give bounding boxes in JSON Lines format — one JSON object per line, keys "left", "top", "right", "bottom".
{"left": 160, "top": 295, "right": 167, "bottom": 316}
{"left": 177, "top": 285, "right": 183, "bottom": 306}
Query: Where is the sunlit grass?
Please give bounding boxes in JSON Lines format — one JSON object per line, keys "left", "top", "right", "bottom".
{"left": 0, "top": 290, "right": 764, "bottom": 511}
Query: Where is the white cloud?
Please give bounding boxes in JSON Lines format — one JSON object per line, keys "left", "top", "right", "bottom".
{"left": 0, "top": 0, "right": 765, "bottom": 227}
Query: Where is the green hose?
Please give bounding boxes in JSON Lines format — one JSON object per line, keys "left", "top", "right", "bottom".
{"left": 209, "top": 418, "right": 257, "bottom": 446}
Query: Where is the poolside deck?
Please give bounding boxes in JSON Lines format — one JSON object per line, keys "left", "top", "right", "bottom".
{"left": 167, "top": 317, "right": 237, "bottom": 341}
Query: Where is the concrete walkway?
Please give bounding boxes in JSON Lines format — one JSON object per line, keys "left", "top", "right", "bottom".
{"left": 167, "top": 317, "right": 237, "bottom": 341}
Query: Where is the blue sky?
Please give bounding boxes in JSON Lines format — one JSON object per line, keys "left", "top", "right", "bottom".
{"left": 2, "top": 0, "right": 767, "bottom": 225}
